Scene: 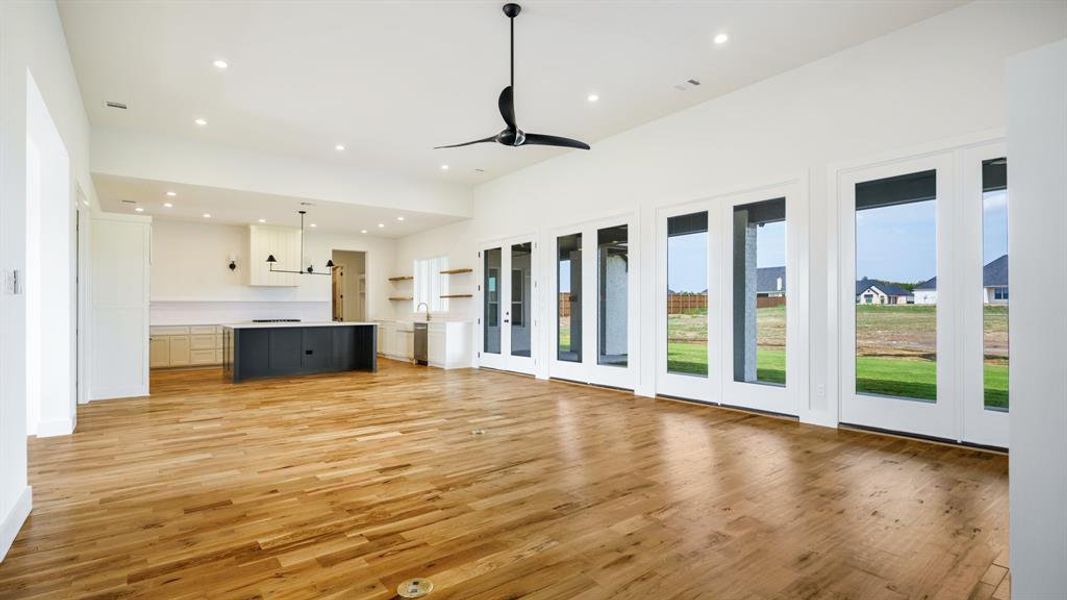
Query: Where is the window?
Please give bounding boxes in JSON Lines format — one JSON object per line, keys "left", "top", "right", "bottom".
{"left": 667, "top": 211, "right": 708, "bottom": 376}
{"left": 597, "top": 225, "right": 628, "bottom": 366}
{"left": 732, "top": 198, "right": 786, "bottom": 386}
{"left": 413, "top": 256, "right": 449, "bottom": 313}
{"left": 557, "top": 233, "right": 582, "bottom": 362}
{"left": 982, "top": 158, "right": 1008, "bottom": 411}
{"left": 855, "top": 170, "right": 937, "bottom": 402}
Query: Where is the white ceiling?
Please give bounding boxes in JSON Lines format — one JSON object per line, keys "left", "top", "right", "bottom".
{"left": 60, "top": 1, "right": 964, "bottom": 187}
{"left": 93, "top": 174, "right": 466, "bottom": 238}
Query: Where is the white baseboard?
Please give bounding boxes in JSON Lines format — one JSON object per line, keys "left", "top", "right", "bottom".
{"left": 90, "top": 385, "right": 149, "bottom": 402}
{"left": 35, "top": 419, "right": 75, "bottom": 437}
{"left": 0, "top": 486, "right": 32, "bottom": 563}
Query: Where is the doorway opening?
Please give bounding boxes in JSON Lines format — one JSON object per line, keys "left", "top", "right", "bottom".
{"left": 330, "top": 250, "right": 366, "bottom": 321}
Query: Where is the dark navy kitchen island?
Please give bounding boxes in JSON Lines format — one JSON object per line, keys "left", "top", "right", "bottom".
{"left": 222, "top": 322, "right": 377, "bottom": 382}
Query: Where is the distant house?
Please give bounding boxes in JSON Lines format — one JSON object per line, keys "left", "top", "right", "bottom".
{"left": 756, "top": 266, "right": 786, "bottom": 297}
{"left": 912, "top": 254, "right": 1008, "bottom": 305}
{"left": 856, "top": 278, "right": 913, "bottom": 305}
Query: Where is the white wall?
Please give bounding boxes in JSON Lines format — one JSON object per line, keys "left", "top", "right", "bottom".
{"left": 394, "top": 1, "right": 1066, "bottom": 420}
{"left": 149, "top": 219, "right": 396, "bottom": 324}
{"left": 1007, "top": 39, "right": 1067, "bottom": 598}
{"left": 0, "top": 0, "right": 97, "bottom": 561}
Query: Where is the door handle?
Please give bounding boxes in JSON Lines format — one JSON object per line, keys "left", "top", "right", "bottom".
{"left": 504, "top": 319, "right": 510, "bottom": 324}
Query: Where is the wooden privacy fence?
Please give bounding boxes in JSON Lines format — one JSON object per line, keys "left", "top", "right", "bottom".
{"left": 558, "top": 292, "right": 780, "bottom": 316}
{"left": 667, "top": 293, "right": 708, "bottom": 314}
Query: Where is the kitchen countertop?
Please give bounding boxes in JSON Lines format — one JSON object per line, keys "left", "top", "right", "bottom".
{"left": 222, "top": 321, "right": 378, "bottom": 330}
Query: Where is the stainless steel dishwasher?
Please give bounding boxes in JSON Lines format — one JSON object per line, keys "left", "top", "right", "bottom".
{"left": 413, "top": 322, "right": 428, "bottom": 365}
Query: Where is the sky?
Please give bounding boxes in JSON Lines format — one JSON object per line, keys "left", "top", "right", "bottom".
{"left": 561, "top": 189, "right": 1008, "bottom": 295}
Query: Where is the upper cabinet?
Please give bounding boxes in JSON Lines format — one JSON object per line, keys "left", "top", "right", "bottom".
{"left": 248, "top": 225, "right": 301, "bottom": 287}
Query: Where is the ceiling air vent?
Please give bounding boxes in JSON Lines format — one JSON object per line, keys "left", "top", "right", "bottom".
{"left": 105, "top": 101, "right": 127, "bottom": 110}
{"left": 120, "top": 199, "right": 136, "bottom": 205}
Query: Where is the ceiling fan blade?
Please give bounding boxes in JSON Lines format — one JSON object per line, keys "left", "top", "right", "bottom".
{"left": 498, "top": 86, "right": 516, "bottom": 130}
{"left": 434, "top": 135, "right": 497, "bottom": 149}
{"left": 522, "top": 133, "right": 590, "bottom": 150}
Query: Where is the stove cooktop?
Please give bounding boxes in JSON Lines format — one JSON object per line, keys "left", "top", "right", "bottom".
{"left": 251, "top": 319, "right": 302, "bottom": 323}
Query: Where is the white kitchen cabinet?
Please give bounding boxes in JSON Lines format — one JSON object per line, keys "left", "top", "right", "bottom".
{"left": 149, "top": 325, "right": 225, "bottom": 368}
{"left": 377, "top": 321, "right": 395, "bottom": 357}
{"left": 168, "top": 336, "right": 191, "bottom": 366}
{"left": 394, "top": 322, "right": 414, "bottom": 361}
{"left": 149, "top": 337, "right": 170, "bottom": 368}
{"left": 378, "top": 320, "right": 472, "bottom": 369}
{"left": 248, "top": 225, "right": 301, "bottom": 287}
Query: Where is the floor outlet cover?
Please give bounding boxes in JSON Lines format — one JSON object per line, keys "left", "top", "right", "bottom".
{"left": 397, "top": 578, "right": 434, "bottom": 598}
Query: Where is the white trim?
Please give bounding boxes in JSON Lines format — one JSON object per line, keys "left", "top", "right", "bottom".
{"left": 0, "top": 486, "right": 32, "bottom": 563}
{"left": 35, "top": 419, "right": 74, "bottom": 437}
{"left": 960, "top": 141, "right": 1009, "bottom": 447}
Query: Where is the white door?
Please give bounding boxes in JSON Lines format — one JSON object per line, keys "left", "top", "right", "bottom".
{"left": 655, "top": 182, "right": 804, "bottom": 417}
{"left": 839, "top": 152, "right": 959, "bottom": 440}
{"left": 548, "top": 215, "right": 637, "bottom": 390}
{"left": 479, "top": 237, "right": 536, "bottom": 374}
{"left": 960, "top": 142, "right": 1010, "bottom": 448}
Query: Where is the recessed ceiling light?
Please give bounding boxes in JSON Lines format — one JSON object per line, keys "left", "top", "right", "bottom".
{"left": 714, "top": 33, "right": 729, "bottom": 45}
{"left": 202, "top": 213, "right": 212, "bottom": 218}
{"left": 213, "top": 59, "right": 229, "bottom": 70}
{"left": 335, "top": 144, "right": 345, "bottom": 151}
{"left": 163, "top": 202, "right": 173, "bottom": 208}
{"left": 310, "top": 223, "right": 317, "bottom": 228}
{"left": 377, "top": 223, "right": 384, "bottom": 228}
{"left": 587, "top": 93, "right": 599, "bottom": 103}
{"left": 194, "top": 118, "right": 207, "bottom": 126}
{"left": 396, "top": 216, "right": 405, "bottom": 221}
{"left": 257, "top": 218, "right": 266, "bottom": 223}
{"left": 165, "top": 191, "right": 177, "bottom": 197}
{"left": 440, "top": 164, "right": 449, "bottom": 170}
{"left": 134, "top": 207, "right": 145, "bottom": 213}
{"left": 360, "top": 229, "right": 368, "bottom": 234}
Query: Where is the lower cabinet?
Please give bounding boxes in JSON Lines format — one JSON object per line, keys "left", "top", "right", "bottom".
{"left": 150, "top": 325, "right": 225, "bottom": 368}
{"left": 377, "top": 320, "right": 472, "bottom": 369}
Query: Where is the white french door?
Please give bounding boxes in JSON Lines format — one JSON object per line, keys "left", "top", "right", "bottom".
{"left": 655, "top": 183, "right": 802, "bottom": 416}
{"left": 839, "top": 153, "right": 957, "bottom": 439}
{"left": 479, "top": 236, "right": 536, "bottom": 375}
{"left": 835, "top": 144, "right": 1016, "bottom": 446}
{"left": 548, "top": 214, "right": 637, "bottom": 390}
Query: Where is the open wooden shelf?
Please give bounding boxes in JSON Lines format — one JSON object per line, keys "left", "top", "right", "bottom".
{"left": 388, "top": 275, "right": 414, "bottom": 282}
{"left": 440, "top": 294, "right": 473, "bottom": 299}
{"left": 439, "top": 268, "right": 473, "bottom": 275}
{"left": 388, "top": 296, "right": 414, "bottom": 301}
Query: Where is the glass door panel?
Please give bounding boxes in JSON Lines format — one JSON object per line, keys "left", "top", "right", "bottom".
{"left": 557, "top": 233, "right": 582, "bottom": 362}
{"left": 597, "top": 225, "right": 628, "bottom": 367}
{"left": 509, "top": 242, "right": 534, "bottom": 367}
{"left": 667, "top": 212, "right": 709, "bottom": 377}
{"left": 732, "top": 198, "right": 787, "bottom": 387}
{"left": 854, "top": 171, "right": 937, "bottom": 402}
{"left": 981, "top": 158, "right": 1009, "bottom": 412}
{"left": 483, "top": 247, "right": 502, "bottom": 358}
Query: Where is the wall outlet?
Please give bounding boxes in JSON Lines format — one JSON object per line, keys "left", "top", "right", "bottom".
{"left": 816, "top": 384, "right": 826, "bottom": 397}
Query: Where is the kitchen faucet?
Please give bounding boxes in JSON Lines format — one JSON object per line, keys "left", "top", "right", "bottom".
{"left": 416, "top": 302, "right": 431, "bottom": 321}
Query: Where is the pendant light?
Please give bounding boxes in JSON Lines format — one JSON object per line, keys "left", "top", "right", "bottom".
{"left": 264, "top": 210, "right": 335, "bottom": 276}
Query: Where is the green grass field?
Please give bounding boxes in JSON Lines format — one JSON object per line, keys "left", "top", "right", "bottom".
{"left": 663, "top": 304, "right": 1008, "bottom": 409}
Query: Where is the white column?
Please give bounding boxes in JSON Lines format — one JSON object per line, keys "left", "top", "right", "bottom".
{"left": 1007, "top": 39, "right": 1067, "bottom": 597}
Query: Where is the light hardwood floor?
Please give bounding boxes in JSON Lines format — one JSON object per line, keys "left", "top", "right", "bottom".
{"left": 0, "top": 361, "right": 1009, "bottom": 599}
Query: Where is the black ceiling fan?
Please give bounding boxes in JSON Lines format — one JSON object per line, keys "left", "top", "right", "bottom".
{"left": 435, "top": 3, "right": 590, "bottom": 151}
